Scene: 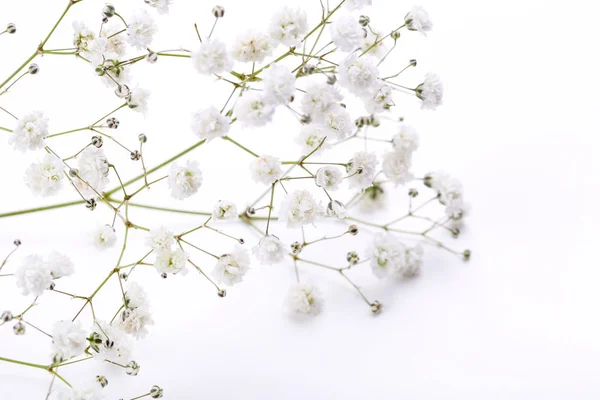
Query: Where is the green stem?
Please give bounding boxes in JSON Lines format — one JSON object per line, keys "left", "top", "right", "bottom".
{"left": 222, "top": 136, "right": 259, "bottom": 157}
{"left": 0, "top": 200, "right": 84, "bottom": 219}
{"left": 0, "top": 356, "right": 47, "bottom": 370}
{"left": 0, "top": 51, "right": 37, "bottom": 91}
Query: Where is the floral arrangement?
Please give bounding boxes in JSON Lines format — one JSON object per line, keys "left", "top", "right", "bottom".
{"left": 0, "top": 0, "right": 470, "bottom": 398}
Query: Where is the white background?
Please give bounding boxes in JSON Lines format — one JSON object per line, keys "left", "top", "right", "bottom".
{"left": 1, "top": 0, "right": 600, "bottom": 399}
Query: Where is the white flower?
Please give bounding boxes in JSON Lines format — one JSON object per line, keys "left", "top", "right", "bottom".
{"left": 87, "top": 37, "right": 108, "bottom": 66}
{"left": 90, "top": 321, "right": 132, "bottom": 363}
{"left": 15, "top": 255, "right": 52, "bottom": 296}
{"left": 392, "top": 124, "right": 419, "bottom": 153}
{"left": 145, "top": 0, "right": 172, "bottom": 14}
{"left": 382, "top": 151, "right": 413, "bottom": 185}
{"left": 326, "top": 200, "right": 348, "bottom": 219}
{"left": 235, "top": 92, "right": 275, "bottom": 128}
{"left": 365, "top": 84, "right": 393, "bottom": 114}
{"left": 338, "top": 54, "right": 379, "bottom": 96}
{"left": 369, "top": 233, "right": 407, "bottom": 278}
{"left": 279, "top": 190, "right": 324, "bottom": 228}
{"left": 263, "top": 64, "right": 296, "bottom": 104}
{"left": 127, "top": 86, "right": 150, "bottom": 114}
{"left": 295, "top": 124, "right": 331, "bottom": 154}
{"left": 345, "top": 0, "right": 372, "bottom": 10}
{"left": 330, "top": 14, "right": 364, "bottom": 52}
{"left": 191, "top": 39, "right": 233, "bottom": 75}
{"left": 73, "top": 21, "right": 95, "bottom": 52}
{"left": 146, "top": 227, "right": 175, "bottom": 251}
{"left": 59, "top": 385, "right": 105, "bottom": 400}
{"left": 361, "top": 27, "right": 388, "bottom": 60}
{"left": 213, "top": 245, "right": 250, "bottom": 286}
{"left": 346, "top": 151, "right": 378, "bottom": 190}
{"left": 97, "top": 59, "right": 131, "bottom": 88}
{"left": 231, "top": 30, "right": 273, "bottom": 63}
{"left": 51, "top": 321, "right": 87, "bottom": 361}
{"left": 444, "top": 195, "right": 466, "bottom": 219}
{"left": 191, "top": 106, "right": 230, "bottom": 141}
{"left": 213, "top": 200, "right": 238, "bottom": 221}
{"left": 116, "top": 306, "right": 154, "bottom": 339}
{"left": 417, "top": 73, "right": 443, "bottom": 110}
{"left": 126, "top": 10, "right": 157, "bottom": 50}
{"left": 322, "top": 104, "right": 354, "bottom": 139}
{"left": 403, "top": 245, "right": 424, "bottom": 277}
{"left": 285, "top": 283, "right": 324, "bottom": 316}
{"left": 154, "top": 248, "right": 188, "bottom": 275}
{"left": 24, "top": 154, "right": 65, "bottom": 196}
{"left": 405, "top": 5, "right": 433, "bottom": 35}
{"left": 252, "top": 235, "right": 286, "bottom": 265}
{"left": 9, "top": 111, "right": 48, "bottom": 152}
{"left": 315, "top": 166, "right": 343, "bottom": 191}
{"left": 426, "top": 171, "right": 465, "bottom": 218}
{"left": 268, "top": 6, "right": 308, "bottom": 46}
{"left": 301, "top": 83, "right": 342, "bottom": 119}
{"left": 47, "top": 252, "right": 74, "bottom": 279}
{"left": 125, "top": 282, "right": 149, "bottom": 309}
{"left": 250, "top": 155, "right": 283, "bottom": 185}
{"left": 167, "top": 160, "right": 203, "bottom": 199}
{"left": 101, "top": 23, "right": 127, "bottom": 58}
{"left": 359, "top": 184, "right": 387, "bottom": 212}
{"left": 74, "top": 146, "right": 109, "bottom": 198}
{"left": 92, "top": 225, "right": 117, "bottom": 250}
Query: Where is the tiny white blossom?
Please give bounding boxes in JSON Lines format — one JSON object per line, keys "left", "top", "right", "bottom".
{"left": 47, "top": 252, "right": 74, "bottom": 279}
{"left": 235, "top": 92, "right": 275, "bottom": 128}
{"left": 15, "top": 255, "right": 52, "bottom": 296}
{"left": 213, "top": 245, "right": 250, "bottom": 286}
{"left": 417, "top": 73, "right": 443, "bottom": 110}
{"left": 301, "top": 82, "right": 342, "bottom": 119}
{"left": 346, "top": 151, "right": 378, "bottom": 190}
{"left": 127, "top": 86, "right": 150, "bottom": 114}
{"left": 382, "top": 151, "right": 413, "bottom": 185}
{"left": 9, "top": 111, "right": 48, "bottom": 152}
{"left": 74, "top": 146, "right": 110, "bottom": 198}
{"left": 145, "top": 227, "right": 174, "bottom": 251}
{"left": 338, "top": 54, "right": 379, "bottom": 96}
{"left": 263, "top": 64, "right": 296, "bottom": 104}
{"left": 126, "top": 10, "right": 157, "bottom": 50}
{"left": 167, "top": 160, "right": 203, "bottom": 199}
{"left": 116, "top": 305, "right": 154, "bottom": 339}
{"left": 51, "top": 321, "right": 87, "bottom": 361}
{"left": 252, "top": 235, "right": 286, "bottom": 265}
{"left": 212, "top": 200, "right": 238, "bottom": 221}
{"left": 102, "top": 23, "right": 127, "bottom": 58}
{"left": 364, "top": 84, "right": 394, "bottom": 114}
{"left": 92, "top": 225, "right": 117, "bottom": 250}
{"left": 369, "top": 233, "right": 406, "bottom": 278}
{"left": 191, "top": 39, "right": 233, "bottom": 75}
{"left": 295, "top": 124, "right": 331, "bottom": 154}
{"left": 268, "top": 6, "right": 308, "bottom": 46}
{"left": 403, "top": 245, "right": 424, "bottom": 277}
{"left": 250, "top": 155, "right": 283, "bottom": 185}
{"left": 125, "top": 282, "right": 149, "bottom": 309}
{"left": 330, "top": 14, "right": 364, "bottom": 52}
{"left": 24, "top": 153, "right": 65, "bottom": 196}
{"left": 322, "top": 104, "right": 354, "bottom": 139}
{"left": 345, "top": 0, "right": 372, "bottom": 10}
{"left": 59, "top": 385, "right": 105, "bottom": 400}
{"left": 405, "top": 5, "right": 433, "bottom": 35}
{"left": 326, "top": 200, "right": 348, "bottom": 219}
{"left": 72, "top": 21, "right": 95, "bottom": 53}
{"left": 359, "top": 184, "right": 387, "bottom": 212}
{"left": 191, "top": 106, "right": 230, "bottom": 142}
{"left": 361, "top": 27, "right": 388, "bottom": 60}
{"left": 232, "top": 30, "right": 273, "bottom": 63}
{"left": 392, "top": 124, "right": 419, "bottom": 153}
{"left": 315, "top": 166, "right": 343, "bottom": 191}
{"left": 87, "top": 37, "right": 108, "bottom": 66}
{"left": 426, "top": 171, "right": 465, "bottom": 219}
{"left": 90, "top": 321, "right": 132, "bottom": 363}
{"left": 145, "top": 0, "right": 172, "bottom": 14}
{"left": 154, "top": 248, "right": 188, "bottom": 275}
{"left": 285, "top": 282, "right": 324, "bottom": 316}
{"left": 279, "top": 190, "right": 324, "bottom": 228}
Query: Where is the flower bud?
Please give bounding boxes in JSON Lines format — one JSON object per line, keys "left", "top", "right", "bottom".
{"left": 102, "top": 4, "right": 116, "bottom": 18}
{"left": 346, "top": 251, "right": 359, "bottom": 265}
{"left": 146, "top": 52, "right": 158, "bottom": 64}
{"left": 125, "top": 361, "right": 140, "bottom": 376}
{"left": 326, "top": 75, "right": 337, "bottom": 85}
{"left": 91, "top": 136, "right": 103, "bottom": 148}
{"left": 463, "top": 249, "right": 471, "bottom": 261}
{"left": 371, "top": 118, "right": 380, "bottom": 127}
{"left": 348, "top": 225, "right": 358, "bottom": 236}
{"left": 362, "top": 28, "right": 368, "bottom": 38}
{"left": 69, "top": 168, "right": 79, "bottom": 177}
{"left": 150, "top": 385, "right": 164, "bottom": 399}
{"left": 300, "top": 114, "right": 311, "bottom": 125}
{"left": 212, "top": 5, "right": 225, "bottom": 18}
{"left": 217, "top": 288, "right": 226, "bottom": 297}
{"left": 138, "top": 133, "right": 147, "bottom": 143}
{"left": 13, "top": 321, "right": 26, "bottom": 335}
{"left": 291, "top": 241, "right": 303, "bottom": 255}
{"left": 13, "top": 239, "right": 21, "bottom": 246}
{"left": 238, "top": 238, "right": 245, "bottom": 245}
{"left": 97, "top": 375, "right": 109, "bottom": 388}
{"left": 359, "top": 15, "right": 370, "bottom": 27}
{"left": 48, "top": 282, "right": 55, "bottom": 290}
{"left": 245, "top": 207, "right": 256, "bottom": 216}
{"left": 115, "top": 84, "right": 130, "bottom": 98}
{"left": 28, "top": 64, "right": 39, "bottom": 75}
{"left": 102, "top": 17, "right": 109, "bottom": 24}
{"left": 130, "top": 150, "right": 141, "bottom": 161}
{"left": 370, "top": 301, "right": 382, "bottom": 315}
{"left": 301, "top": 64, "right": 315, "bottom": 75}
{"left": 0, "top": 311, "right": 13, "bottom": 325}
{"left": 409, "top": 59, "right": 417, "bottom": 67}
{"left": 391, "top": 30, "right": 401, "bottom": 40}
{"left": 161, "top": 273, "right": 167, "bottom": 279}
{"left": 86, "top": 199, "right": 97, "bottom": 211}
{"left": 120, "top": 272, "right": 128, "bottom": 281}
{"left": 6, "top": 23, "right": 16, "bottom": 34}
{"left": 408, "top": 188, "right": 418, "bottom": 197}
{"left": 107, "top": 117, "right": 119, "bottom": 129}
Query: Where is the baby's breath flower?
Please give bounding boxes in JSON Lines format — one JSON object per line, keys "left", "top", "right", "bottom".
{"left": 15, "top": 255, "right": 52, "bottom": 296}
{"left": 285, "top": 282, "right": 324, "bottom": 316}
{"left": 392, "top": 124, "right": 419, "bottom": 153}
{"left": 249, "top": 155, "right": 283, "bottom": 185}
{"left": 212, "top": 200, "right": 238, "bottom": 221}
{"left": 47, "top": 251, "right": 74, "bottom": 279}
{"left": 330, "top": 14, "right": 364, "bottom": 52}
{"left": 127, "top": 86, "right": 151, "bottom": 114}
{"left": 252, "top": 235, "right": 286, "bottom": 265}
{"left": 146, "top": 227, "right": 175, "bottom": 251}
{"left": 9, "top": 111, "right": 48, "bottom": 152}
{"left": 145, "top": 0, "right": 172, "bottom": 14}
{"left": 72, "top": 21, "right": 95, "bottom": 53}
{"left": 191, "top": 39, "right": 233, "bottom": 75}
{"left": 126, "top": 10, "right": 157, "bottom": 50}
{"left": 154, "top": 248, "right": 188, "bottom": 276}
{"left": 382, "top": 151, "right": 413, "bottom": 185}
{"left": 213, "top": 245, "right": 250, "bottom": 286}
{"left": 344, "top": 0, "right": 372, "bottom": 10}
{"left": 116, "top": 305, "right": 154, "bottom": 339}
{"left": 364, "top": 84, "right": 394, "bottom": 114}
{"left": 24, "top": 154, "right": 65, "bottom": 196}
{"left": 191, "top": 106, "right": 230, "bottom": 141}
{"left": 235, "top": 93, "right": 275, "bottom": 128}
{"left": 125, "top": 282, "right": 149, "bottom": 309}
{"left": 92, "top": 225, "right": 117, "bottom": 250}
{"left": 51, "top": 320, "right": 87, "bottom": 361}
{"left": 322, "top": 104, "right": 354, "bottom": 139}
{"left": 346, "top": 151, "right": 378, "bottom": 190}
{"left": 361, "top": 27, "right": 388, "bottom": 60}
{"left": 326, "top": 200, "right": 348, "bottom": 219}
{"left": 405, "top": 5, "right": 433, "bottom": 35}
{"left": 315, "top": 166, "right": 343, "bottom": 191}
{"left": 167, "top": 160, "right": 203, "bottom": 200}
{"left": 295, "top": 124, "right": 331, "bottom": 154}
{"left": 301, "top": 82, "right": 342, "bottom": 120}
{"left": 231, "top": 30, "right": 273, "bottom": 63}
{"left": 74, "top": 146, "right": 110, "bottom": 198}
{"left": 416, "top": 73, "right": 443, "bottom": 110}
{"left": 279, "top": 190, "right": 324, "bottom": 228}
{"left": 268, "top": 6, "right": 308, "bottom": 46}
{"left": 58, "top": 385, "right": 105, "bottom": 400}
{"left": 90, "top": 321, "right": 132, "bottom": 363}
{"left": 263, "top": 64, "right": 296, "bottom": 105}
{"left": 338, "top": 54, "right": 379, "bottom": 96}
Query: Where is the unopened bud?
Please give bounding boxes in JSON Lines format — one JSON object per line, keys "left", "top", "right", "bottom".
{"left": 115, "top": 84, "right": 130, "bottom": 98}
{"left": 13, "top": 321, "right": 26, "bottom": 335}
{"left": 463, "top": 249, "right": 471, "bottom": 261}
{"left": 300, "top": 115, "right": 311, "bottom": 125}
{"left": 408, "top": 188, "right": 418, "bottom": 197}
{"left": 146, "top": 52, "right": 158, "bottom": 64}
{"left": 130, "top": 150, "right": 141, "bottom": 161}
{"left": 69, "top": 168, "right": 79, "bottom": 177}
{"left": 348, "top": 225, "right": 359, "bottom": 236}
{"left": 150, "top": 385, "right": 164, "bottom": 399}
{"left": 125, "top": 361, "right": 140, "bottom": 376}
{"left": 212, "top": 5, "right": 225, "bottom": 18}
{"left": 97, "top": 376, "right": 109, "bottom": 388}
{"left": 0, "top": 311, "right": 13, "bottom": 324}
{"left": 291, "top": 241, "right": 303, "bottom": 255}
{"left": 85, "top": 199, "right": 97, "bottom": 211}
{"left": 91, "top": 136, "right": 103, "bottom": 148}
{"left": 138, "top": 133, "right": 147, "bottom": 143}
{"left": 107, "top": 117, "right": 119, "bottom": 129}
{"left": 6, "top": 23, "right": 16, "bottom": 34}
{"left": 13, "top": 239, "right": 21, "bottom": 247}
{"left": 409, "top": 59, "right": 417, "bottom": 67}
{"left": 358, "top": 15, "right": 370, "bottom": 27}
{"left": 327, "top": 75, "right": 337, "bottom": 85}
{"left": 370, "top": 301, "right": 382, "bottom": 315}
{"left": 391, "top": 30, "right": 401, "bottom": 40}
{"left": 102, "top": 4, "right": 116, "bottom": 18}
{"left": 346, "top": 251, "right": 359, "bottom": 265}
{"left": 28, "top": 64, "right": 39, "bottom": 75}
{"left": 217, "top": 288, "right": 226, "bottom": 297}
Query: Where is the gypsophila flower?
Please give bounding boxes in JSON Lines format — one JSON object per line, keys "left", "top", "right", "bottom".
{"left": 145, "top": 0, "right": 172, "bottom": 14}
{"left": 346, "top": 151, "right": 378, "bottom": 190}
{"left": 212, "top": 200, "right": 238, "bottom": 221}
{"left": 116, "top": 306, "right": 154, "bottom": 339}
{"left": 145, "top": 227, "right": 175, "bottom": 251}
{"left": 47, "top": 251, "right": 74, "bottom": 279}
{"left": 232, "top": 30, "right": 273, "bottom": 63}
{"left": 359, "top": 184, "right": 387, "bottom": 212}
{"left": 263, "top": 64, "right": 296, "bottom": 104}
{"left": 127, "top": 86, "right": 150, "bottom": 114}
{"left": 301, "top": 82, "right": 342, "bottom": 119}
{"left": 405, "top": 5, "right": 433, "bottom": 35}
{"left": 382, "top": 151, "right": 413, "bottom": 185}
{"left": 315, "top": 166, "right": 343, "bottom": 191}
{"left": 191, "top": 106, "right": 230, "bottom": 141}
{"left": 167, "top": 160, "right": 203, "bottom": 199}
{"left": 322, "top": 104, "right": 354, "bottom": 139}
{"left": 330, "top": 14, "right": 364, "bottom": 52}
{"left": 392, "top": 124, "right": 419, "bottom": 153}
{"left": 344, "top": 0, "right": 372, "bottom": 10}
{"left": 279, "top": 190, "right": 324, "bottom": 228}
{"left": 235, "top": 92, "right": 275, "bottom": 128}
{"left": 74, "top": 146, "right": 110, "bottom": 198}
{"left": 90, "top": 321, "right": 132, "bottom": 363}
{"left": 213, "top": 245, "right": 250, "bottom": 286}
{"left": 102, "top": 22, "right": 127, "bottom": 58}
{"left": 73, "top": 21, "right": 95, "bottom": 53}
{"left": 252, "top": 235, "right": 286, "bottom": 265}
{"left": 24, "top": 153, "right": 65, "bottom": 196}
{"left": 92, "top": 225, "right": 117, "bottom": 250}
{"left": 362, "top": 28, "right": 388, "bottom": 60}
{"left": 268, "top": 6, "right": 308, "bottom": 46}
{"left": 125, "top": 282, "right": 149, "bottom": 309}
{"left": 51, "top": 321, "right": 87, "bottom": 361}
{"left": 58, "top": 385, "right": 105, "bottom": 400}
{"left": 403, "top": 245, "right": 424, "bottom": 277}
{"left": 365, "top": 84, "right": 394, "bottom": 114}
{"left": 417, "top": 73, "right": 443, "bottom": 110}
{"left": 295, "top": 125, "right": 331, "bottom": 154}
{"left": 9, "top": 111, "right": 48, "bottom": 152}
{"left": 369, "top": 233, "right": 406, "bottom": 278}
{"left": 250, "top": 155, "right": 283, "bottom": 185}
{"left": 338, "top": 54, "right": 379, "bottom": 96}
{"left": 326, "top": 200, "right": 348, "bottom": 219}
{"left": 191, "top": 39, "right": 233, "bottom": 75}
{"left": 126, "top": 10, "right": 157, "bottom": 50}
{"left": 285, "top": 282, "right": 324, "bottom": 316}
{"left": 15, "top": 255, "right": 52, "bottom": 296}
{"left": 154, "top": 248, "right": 188, "bottom": 275}
{"left": 87, "top": 37, "right": 109, "bottom": 67}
